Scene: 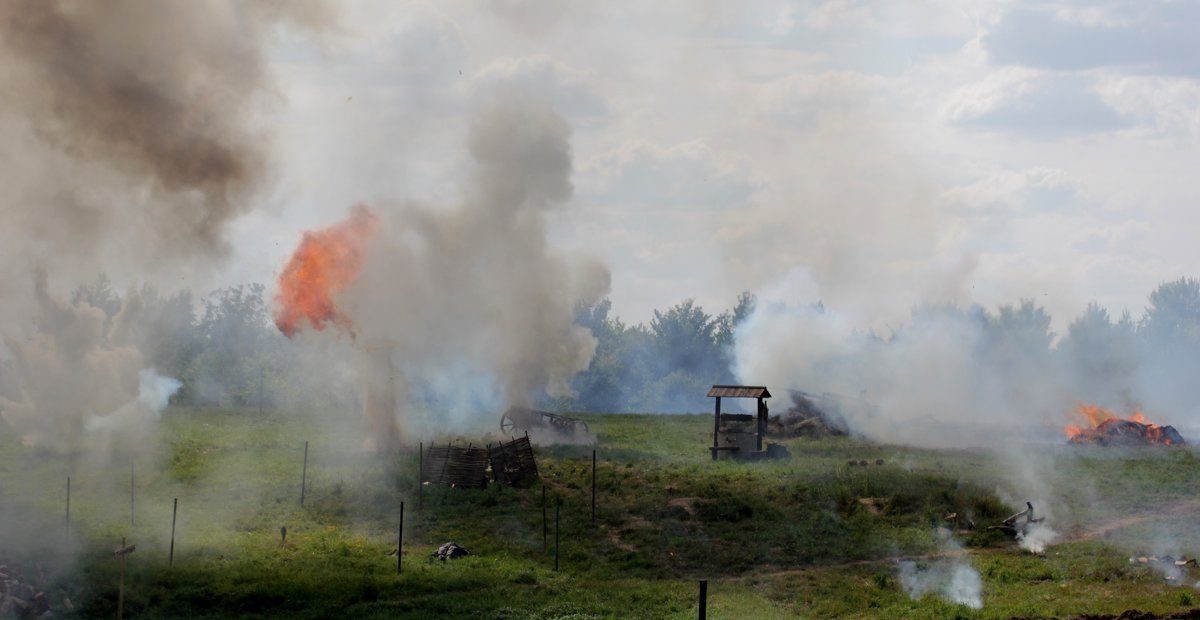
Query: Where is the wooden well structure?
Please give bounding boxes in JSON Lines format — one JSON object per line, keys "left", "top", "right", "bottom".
{"left": 708, "top": 384, "right": 772, "bottom": 460}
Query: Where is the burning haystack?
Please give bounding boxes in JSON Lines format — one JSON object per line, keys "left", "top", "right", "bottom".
{"left": 1065, "top": 404, "right": 1185, "bottom": 447}
{"left": 766, "top": 390, "right": 851, "bottom": 438}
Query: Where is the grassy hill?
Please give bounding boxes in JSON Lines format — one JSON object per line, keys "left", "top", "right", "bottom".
{"left": 3, "top": 408, "right": 1200, "bottom": 618}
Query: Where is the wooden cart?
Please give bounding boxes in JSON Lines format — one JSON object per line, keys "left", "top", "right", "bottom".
{"left": 499, "top": 406, "right": 589, "bottom": 436}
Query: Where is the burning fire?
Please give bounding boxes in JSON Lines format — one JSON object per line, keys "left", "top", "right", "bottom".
{"left": 274, "top": 205, "right": 378, "bottom": 338}
{"left": 1064, "top": 404, "right": 1185, "bottom": 446}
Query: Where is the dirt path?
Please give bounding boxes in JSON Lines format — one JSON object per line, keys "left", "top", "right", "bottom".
{"left": 744, "top": 499, "right": 1200, "bottom": 580}
{"left": 1068, "top": 498, "right": 1200, "bottom": 543}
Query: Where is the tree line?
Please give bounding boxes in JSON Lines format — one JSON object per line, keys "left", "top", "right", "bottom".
{"left": 31, "top": 274, "right": 1200, "bottom": 416}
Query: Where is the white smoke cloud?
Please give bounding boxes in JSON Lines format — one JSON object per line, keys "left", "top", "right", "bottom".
{"left": 1017, "top": 522, "right": 1059, "bottom": 555}
{"left": 898, "top": 538, "right": 984, "bottom": 609}
{"left": 84, "top": 369, "right": 182, "bottom": 432}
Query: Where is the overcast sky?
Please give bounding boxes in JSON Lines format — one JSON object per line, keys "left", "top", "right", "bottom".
{"left": 222, "top": 0, "right": 1200, "bottom": 332}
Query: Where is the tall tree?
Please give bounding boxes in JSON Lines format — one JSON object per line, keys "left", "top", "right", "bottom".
{"left": 1142, "top": 277, "right": 1200, "bottom": 348}
{"left": 1059, "top": 302, "right": 1138, "bottom": 408}
{"left": 184, "top": 284, "right": 282, "bottom": 406}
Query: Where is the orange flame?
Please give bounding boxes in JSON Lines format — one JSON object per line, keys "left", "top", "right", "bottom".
{"left": 274, "top": 205, "right": 378, "bottom": 338}
{"left": 1064, "top": 403, "right": 1183, "bottom": 446}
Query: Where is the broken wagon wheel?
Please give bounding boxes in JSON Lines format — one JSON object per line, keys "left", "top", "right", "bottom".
{"left": 500, "top": 414, "right": 516, "bottom": 435}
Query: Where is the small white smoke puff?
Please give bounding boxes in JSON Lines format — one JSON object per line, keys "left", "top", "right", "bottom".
{"left": 898, "top": 539, "right": 983, "bottom": 609}
{"left": 1017, "top": 523, "right": 1059, "bottom": 554}
{"left": 85, "top": 369, "right": 181, "bottom": 431}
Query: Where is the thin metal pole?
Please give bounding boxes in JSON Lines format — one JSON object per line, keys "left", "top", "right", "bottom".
{"left": 169, "top": 498, "right": 178, "bottom": 567}
{"left": 397, "top": 502, "right": 404, "bottom": 574}
{"left": 301, "top": 441, "right": 309, "bottom": 505}
{"left": 699, "top": 580, "right": 708, "bottom": 620}
{"left": 418, "top": 441, "right": 423, "bottom": 511}
{"left": 130, "top": 463, "right": 135, "bottom": 527}
{"left": 258, "top": 365, "right": 264, "bottom": 415}
{"left": 554, "top": 497, "right": 560, "bottom": 571}
{"left": 542, "top": 485, "right": 547, "bottom": 551}
{"left": 118, "top": 537, "right": 126, "bottom": 620}
{"left": 591, "top": 449, "right": 597, "bottom": 523}
{"left": 64, "top": 477, "right": 70, "bottom": 541}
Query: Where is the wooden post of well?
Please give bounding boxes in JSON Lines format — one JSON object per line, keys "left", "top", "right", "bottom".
{"left": 711, "top": 397, "right": 721, "bottom": 460}
{"left": 554, "top": 496, "right": 560, "bottom": 571}
{"left": 542, "top": 484, "right": 547, "bottom": 551}
{"left": 756, "top": 396, "right": 764, "bottom": 452}
{"left": 699, "top": 580, "right": 708, "bottom": 620}
{"left": 591, "top": 449, "right": 597, "bottom": 523}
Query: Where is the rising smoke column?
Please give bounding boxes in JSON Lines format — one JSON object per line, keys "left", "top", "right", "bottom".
{"left": 351, "top": 94, "right": 609, "bottom": 437}
{"left": 275, "top": 93, "right": 609, "bottom": 445}
{"left": 0, "top": 0, "right": 329, "bottom": 452}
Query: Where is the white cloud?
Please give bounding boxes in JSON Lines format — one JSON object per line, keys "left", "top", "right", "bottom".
{"left": 805, "top": 0, "right": 876, "bottom": 31}
{"left": 1094, "top": 75, "right": 1200, "bottom": 140}
{"left": 580, "top": 140, "right": 759, "bottom": 209}
{"left": 943, "top": 166, "right": 1077, "bottom": 214}
{"left": 939, "top": 66, "right": 1042, "bottom": 123}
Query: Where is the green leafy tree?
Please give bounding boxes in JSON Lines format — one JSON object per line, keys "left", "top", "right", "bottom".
{"left": 1136, "top": 277, "right": 1200, "bottom": 412}
{"left": 1141, "top": 277, "right": 1200, "bottom": 348}
{"left": 1059, "top": 302, "right": 1138, "bottom": 408}
{"left": 184, "top": 284, "right": 285, "bottom": 407}
{"left": 567, "top": 298, "right": 654, "bottom": 412}
{"left": 566, "top": 294, "right": 754, "bottom": 413}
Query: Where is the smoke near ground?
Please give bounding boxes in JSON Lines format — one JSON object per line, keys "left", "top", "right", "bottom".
{"left": 898, "top": 537, "right": 983, "bottom": 609}
{"left": 734, "top": 272, "right": 1200, "bottom": 558}
{"left": 0, "top": 271, "right": 182, "bottom": 456}
{"left": 734, "top": 270, "right": 1200, "bottom": 449}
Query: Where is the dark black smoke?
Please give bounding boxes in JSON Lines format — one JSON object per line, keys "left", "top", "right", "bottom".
{"left": 0, "top": 0, "right": 332, "bottom": 265}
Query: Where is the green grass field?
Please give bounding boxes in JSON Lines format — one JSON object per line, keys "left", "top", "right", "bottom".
{"left": 3, "top": 408, "right": 1200, "bottom": 618}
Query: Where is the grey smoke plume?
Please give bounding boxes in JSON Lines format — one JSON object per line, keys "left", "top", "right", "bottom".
{"left": 0, "top": 0, "right": 331, "bottom": 272}
{"left": 0, "top": 1, "right": 328, "bottom": 454}
{"left": 734, "top": 269, "right": 1077, "bottom": 448}
{"left": 336, "top": 93, "right": 609, "bottom": 441}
